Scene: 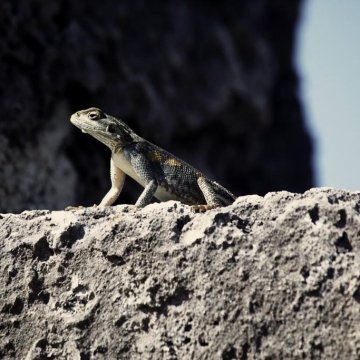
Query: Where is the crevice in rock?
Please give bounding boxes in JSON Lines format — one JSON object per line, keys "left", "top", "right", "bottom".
{"left": 1, "top": 297, "right": 24, "bottom": 315}
{"left": 101, "top": 251, "right": 125, "bottom": 266}
{"left": 308, "top": 204, "right": 319, "bottom": 224}
{"left": 58, "top": 223, "right": 85, "bottom": 248}
{"left": 28, "top": 270, "right": 50, "bottom": 305}
{"left": 33, "top": 236, "right": 54, "bottom": 261}
{"left": 176, "top": 215, "right": 191, "bottom": 233}
{"left": 334, "top": 209, "right": 347, "bottom": 228}
{"left": 80, "top": 351, "right": 91, "bottom": 360}
{"left": 352, "top": 287, "right": 360, "bottom": 303}
{"left": 198, "top": 334, "right": 209, "bottom": 347}
{"left": 241, "top": 342, "right": 250, "bottom": 360}
{"left": 222, "top": 344, "right": 237, "bottom": 360}
{"left": 335, "top": 232, "right": 352, "bottom": 253}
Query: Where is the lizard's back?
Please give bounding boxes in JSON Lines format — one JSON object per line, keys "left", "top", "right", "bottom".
{"left": 117, "top": 140, "right": 235, "bottom": 206}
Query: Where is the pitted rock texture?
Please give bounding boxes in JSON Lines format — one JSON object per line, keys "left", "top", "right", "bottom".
{"left": 1, "top": 188, "right": 360, "bottom": 359}
{"left": 0, "top": 0, "right": 312, "bottom": 213}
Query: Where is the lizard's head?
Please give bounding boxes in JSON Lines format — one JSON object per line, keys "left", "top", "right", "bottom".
{"left": 70, "top": 108, "right": 136, "bottom": 151}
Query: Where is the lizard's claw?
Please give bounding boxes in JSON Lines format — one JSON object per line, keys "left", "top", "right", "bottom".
{"left": 65, "top": 205, "right": 85, "bottom": 211}
{"left": 65, "top": 204, "right": 99, "bottom": 211}
{"left": 126, "top": 205, "right": 139, "bottom": 213}
{"left": 191, "top": 204, "right": 215, "bottom": 213}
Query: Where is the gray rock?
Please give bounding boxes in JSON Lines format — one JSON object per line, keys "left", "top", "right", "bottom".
{"left": 1, "top": 188, "right": 360, "bottom": 359}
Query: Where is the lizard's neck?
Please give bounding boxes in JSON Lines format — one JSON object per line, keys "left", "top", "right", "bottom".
{"left": 113, "top": 144, "right": 124, "bottom": 154}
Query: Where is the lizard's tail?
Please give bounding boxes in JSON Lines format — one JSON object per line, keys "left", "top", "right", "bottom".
{"left": 213, "top": 181, "right": 237, "bottom": 206}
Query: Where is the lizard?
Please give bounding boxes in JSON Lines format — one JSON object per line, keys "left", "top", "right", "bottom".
{"left": 67, "top": 107, "right": 236, "bottom": 212}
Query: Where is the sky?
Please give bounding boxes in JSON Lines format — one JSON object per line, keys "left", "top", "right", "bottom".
{"left": 297, "top": 0, "right": 360, "bottom": 191}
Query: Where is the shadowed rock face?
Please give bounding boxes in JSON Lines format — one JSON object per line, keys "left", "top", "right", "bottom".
{"left": 0, "top": 0, "right": 312, "bottom": 213}
{"left": 1, "top": 188, "right": 360, "bottom": 359}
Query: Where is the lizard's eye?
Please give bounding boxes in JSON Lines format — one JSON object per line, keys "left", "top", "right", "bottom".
{"left": 88, "top": 112, "right": 100, "bottom": 120}
{"left": 106, "top": 123, "right": 117, "bottom": 134}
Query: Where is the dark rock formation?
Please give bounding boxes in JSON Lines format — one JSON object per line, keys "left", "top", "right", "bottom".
{"left": 0, "top": 0, "right": 312, "bottom": 213}
{"left": 1, "top": 188, "right": 360, "bottom": 359}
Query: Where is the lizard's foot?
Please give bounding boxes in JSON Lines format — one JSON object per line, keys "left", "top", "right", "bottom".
{"left": 191, "top": 204, "right": 215, "bottom": 213}
{"left": 65, "top": 204, "right": 98, "bottom": 211}
{"left": 123, "top": 205, "right": 139, "bottom": 213}
{"left": 65, "top": 205, "right": 85, "bottom": 211}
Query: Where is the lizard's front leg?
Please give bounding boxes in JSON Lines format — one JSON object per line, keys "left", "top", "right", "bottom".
{"left": 66, "top": 158, "right": 125, "bottom": 210}
{"left": 129, "top": 151, "right": 159, "bottom": 209}
{"left": 134, "top": 179, "right": 157, "bottom": 208}
{"left": 99, "top": 158, "right": 126, "bottom": 206}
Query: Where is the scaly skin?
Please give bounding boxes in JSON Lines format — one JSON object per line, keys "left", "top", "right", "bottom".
{"left": 67, "top": 107, "right": 236, "bottom": 212}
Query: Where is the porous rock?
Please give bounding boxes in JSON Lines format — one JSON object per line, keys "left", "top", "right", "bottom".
{"left": 1, "top": 187, "right": 359, "bottom": 359}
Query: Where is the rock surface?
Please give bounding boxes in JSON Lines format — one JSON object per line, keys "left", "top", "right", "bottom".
{"left": 1, "top": 188, "right": 360, "bottom": 359}
{"left": 0, "top": 0, "right": 313, "bottom": 213}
